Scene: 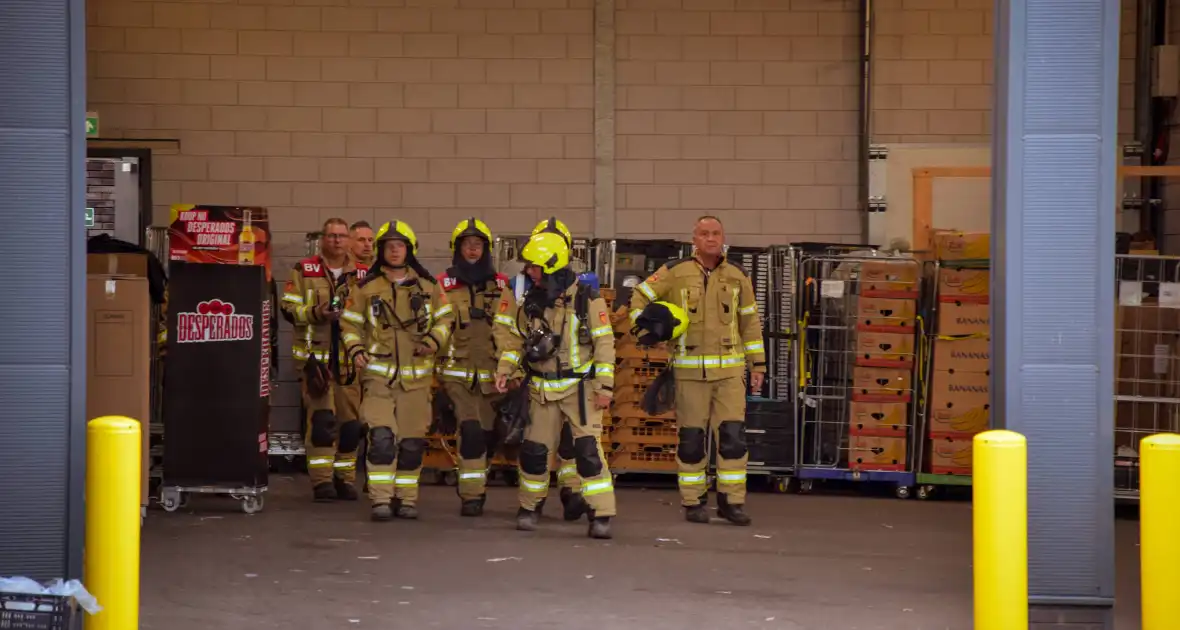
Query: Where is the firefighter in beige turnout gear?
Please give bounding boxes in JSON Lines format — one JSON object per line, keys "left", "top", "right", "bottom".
{"left": 280, "top": 218, "right": 368, "bottom": 502}
{"left": 341, "top": 220, "right": 455, "bottom": 522}
{"left": 628, "top": 215, "right": 766, "bottom": 526}
{"left": 435, "top": 218, "right": 510, "bottom": 517}
{"left": 494, "top": 232, "right": 617, "bottom": 539}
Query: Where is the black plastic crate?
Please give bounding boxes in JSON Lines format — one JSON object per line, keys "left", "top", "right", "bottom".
{"left": 748, "top": 429, "right": 795, "bottom": 469}
{"left": 745, "top": 398, "right": 794, "bottom": 430}
{"left": 0, "top": 593, "right": 77, "bottom": 630}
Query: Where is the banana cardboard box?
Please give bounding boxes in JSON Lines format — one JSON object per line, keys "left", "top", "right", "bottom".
{"left": 849, "top": 435, "right": 908, "bottom": 471}
{"left": 932, "top": 230, "right": 990, "bottom": 261}
{"left": 849, "top": 401, "right": 908, "bottom": 437}
{"left": 936, "top": 267, "right": 990, "bottom": 300}
{"left": 928, "top": 370, "right": 989, "bottom": 437}
{"left": 856, "top": 297, "right": 917, "bottom": 332}
{"left": 858, "top": 260, "right": 920, "bottom": 297}
{"left": 932, "top": 336, "right": 990, "bottom": 374}
{"left": 937, "top": 301, "right": 990, "bottom": 337}
{"left": 926, "top": 435, "right": 973, "bottom": 475}
{"left": 854, "top": 331, "right": 916, "bottom": 367}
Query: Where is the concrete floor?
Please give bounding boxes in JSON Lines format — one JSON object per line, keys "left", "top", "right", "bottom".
{"left": 141, "top": 477, "right": 1143, "bottom": 630}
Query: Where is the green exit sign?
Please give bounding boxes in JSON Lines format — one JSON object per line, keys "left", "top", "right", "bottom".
{"left": 85, "top": 112, "right": 99, "bottom": 138}
{"left": 85, "top": 207, "right": 95, "bottom": 228}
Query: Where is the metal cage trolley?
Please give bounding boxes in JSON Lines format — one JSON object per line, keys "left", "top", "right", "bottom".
{"left": 913, "top": 259, "right": 990, "bottom": 500}
{"left": 1113, "top": 253, "right": 1180, "bottom": 501}
{"left": 144, "top": 226, "right": 170, "bottom": 504}
{"left": 793, "top": 252, "right": 923, "bottom": 498}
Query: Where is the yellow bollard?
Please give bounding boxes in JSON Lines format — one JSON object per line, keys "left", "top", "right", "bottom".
{"left": 973, "top": 429, "right": 1028, "bottom": 630}
{"left": 1140, "top": 433, "right": 1180, "bottom": 630}
{"left": 84, "top": 416, "right": 141, "bottom": 630}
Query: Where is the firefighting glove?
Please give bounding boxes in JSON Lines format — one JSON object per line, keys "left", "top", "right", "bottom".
{"left": 495, "top": 379, "right": 531, "bottom": 446}
{"left": 303, "top": 358, "right": 331, "bottom": 399}
{"left": 430, "top": 388, "right": 458, "bottom": 436}
{"left": 642, "top": 367, "right": 676, "bottom": 416}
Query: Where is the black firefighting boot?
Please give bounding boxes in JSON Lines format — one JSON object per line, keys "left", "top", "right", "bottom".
{"left": 313, "top": 482, "right": 337, "bottom": 502}
{"left": 685, "top": 494, "right": 710, "bottom": 523}
{"left": 587, "top": 516, "right": 613, "bottom": 539}
{"left": 460, "top": 495, "right": 486, "bottom": 517}
{"left": 716, "top": 493, "right": 752, "bottom": 526}
{"left": 535, "top": 498, "right": 546, "bottom": 518}
{"left": 371, "top": 503, "right": 393, "bottom": 522}
{"left": 560, "top": 487, "right": 589, "bottom": 521}
{"left": 516, "top": 507, "right": 539, "bottom": 532}
{"left": 334, "top": 478, "right": 359, "bottom": 501}
{"left": 394, "top": 500, "right": 419, "bottom": 520}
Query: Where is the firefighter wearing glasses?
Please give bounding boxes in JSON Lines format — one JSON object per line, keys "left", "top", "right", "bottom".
{"left": 628, "top": 215, "right": 765, "bottom": 526}
{"left": 340, "top": 220, "right": 455, "bottom": 522}
{"left": 494, "top": 232, "right": 617, "bottom": 539}
{"left": 280, "top": 218, "right": 369, "bottom": 502}
{"left": 435, "top": 218, "right": 510, "bottom": 517}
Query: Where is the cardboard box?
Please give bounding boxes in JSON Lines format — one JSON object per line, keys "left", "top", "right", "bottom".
{"left": 929, "top": 370, "right": 990, "bottom": 437}
{"left": 849, "top": 401, "right": 908, "bottom": 437}
{"left": 852, "top": 366, "right": 913, "bottom": 399}
{"left": 87, "top": 275, "right": 152, "bottom": 506}
{"left": 856, "top": 297, "right": 917, "bottom": 331}
{"left": 933, "top": 230, "right": 990, "bottom": 261}
{"left": 88, "top": 252, "right": 149, "bottom": 277}
{"left": 937, "top": 267, "right": 990, "bottom": 299}
{"left": 927, "top": 436, "right": 973, "bottom": 474}
{"left": 937, "top": 301, "right": 990, "bottom": 336}
{"left": 855, "top": 330, "right": 916, "bottom": 366}
{"left": 859, "top": 260, "right": 920, "bottom": 296}
{"left": 849, "top": 435, "right": 908, "bottom": 471}
{"left": 933, "top": 336, "right": 990, "bottom": 374}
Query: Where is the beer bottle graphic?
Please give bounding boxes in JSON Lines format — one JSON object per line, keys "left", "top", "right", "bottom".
{"left": 238, "top": 209, "right": 256, "bottom": 265}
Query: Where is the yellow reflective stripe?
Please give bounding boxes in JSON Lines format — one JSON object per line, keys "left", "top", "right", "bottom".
{"left": 502, "top": 351, "right": 520, "bottom": 366}
{"left": 672, "top": 354, "right": 745, "bottom": 369}
{"left": 630, "top": 309, "right": 641, "bottom": 322}
{"left": 368, "top": 472, "right": 394, "bottom": 484}
{"left": 342, "top": 310, "right": 364, "bottom": 325}
{"left": 283, "top": 293, "right": 304, "bottom": 304}
{"left": 557, "top": 463, "right": 577, "bottom": 480}
{"left": 478, "top": 370, "right": 495, "bottom": 382}
{"left": 394, "top": 474, "right": 420, "bottom": 486}
{"left": 157, "top": 330, "right": 168, "bottom": 343}
{"left": 717, "top": 470, "right": 746, "bottom": 483}
{"left": 520, "top": 477, "right": 549, "bottom": 492}
{"left": 294, "top": 305, "right": 310, "bottom": 324}
{"left": 582, "top": 478, "right": 613, "bottom": 496}
{"left": 637, "top": 282, "right": 656, "bottom": 300}
{"left": 591, "top": 324, "right": 612, "bottom": 338}
{"left": 459, "top": 471, "right": 487, "bottom": 480}
{"left": 342, "top": 333, "right": 362, "bottom": 345}
{"left": 529, "top": 378, "right": 580, "bottom": 393}
{"left": 568, "top": 313, "right": 580, "bottom": 367}
{"left": 333, "top": 461, "right": 356, "bottom": 470}
{"left": 441, "top": 368, "right": 473, "bottom": 379}
{"left": 308, "top": 458, "right": 334, "bottom": 468}
{"left": 739, "top": 303, "right": 757, "bottom": 316}
{"left": 431, "top": 324, "right": 451, "bottom": 342}
{"left": 679, "top": 472, "right": 707, "bottom": 485}
{"left": 366, "top": 362, "right": 394, "bottom": 377}
{"left": 494, "top": 313, "right": 516, "bottom": 327}
{"left": 595, "top": 363, "right": 614, "bottom": 376}
{"left": 744, "top": 341, "right": 764, "bottom": 354}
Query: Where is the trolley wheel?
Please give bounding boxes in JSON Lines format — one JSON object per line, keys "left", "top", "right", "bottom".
{"left": 442, "top": 470, "right": 459, "bottom": 487}
{"left": 241, "top": 495, "right": 264, "bottom": 515}
{"left": 798, "top": 479, "right": 814, "bottom": 495}
{"left": 895, "top": 485, "right": 912, "bottom": 500}
{"left": 917, "top": 485, "right": 933, "bottom": 500}
{"left": 773, "top": 476, "right": 790, "bottom": 494}
{"left": 160, "top": 488, "right": 182, "bottom": 512}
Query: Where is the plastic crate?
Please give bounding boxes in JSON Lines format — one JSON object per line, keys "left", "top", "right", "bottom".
{"left": 0, "top": 592, "right": 76, "bottom": 630}
{"left": 609, "top": 443, "right": 678, "bottom": 472}
{"left": 611, "top": 424, "right": 677, "bottom": 446}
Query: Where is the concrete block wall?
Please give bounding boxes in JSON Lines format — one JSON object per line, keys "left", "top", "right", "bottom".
{"left": 871, "top": 0, "right": 1137, "bottom": 144}
{"left": 613, "top": 0, "right": 863, "bottom": 243}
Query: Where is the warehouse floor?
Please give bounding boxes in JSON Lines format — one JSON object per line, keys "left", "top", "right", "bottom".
{"left": 140, "top": 477, "right": 1142, "bottom": 630}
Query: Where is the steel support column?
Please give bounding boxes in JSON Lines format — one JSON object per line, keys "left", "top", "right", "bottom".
{"left": 991, "top": 0, "right": 1118, "bottom": 621}
{"left": 0, "top": 0, "right": 88, "bottom": 580}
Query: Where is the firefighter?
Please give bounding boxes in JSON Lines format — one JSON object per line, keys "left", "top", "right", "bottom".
{"left": 279, "top": 218, "right": 368, "bottom": 502}
{"left": 493, "top": 232, "right": 617, "bottom": 539}
{"left": 349, "top": 220, "right": 375, "bottom": 267}
{"left": 435, "top": 218, "right": 510, "bottom": 517}
{"left": 340, "top": 220, "right": 455, "bottom": 521}
{"left": 627, "top": 215, "right": 766, "bottom": 526}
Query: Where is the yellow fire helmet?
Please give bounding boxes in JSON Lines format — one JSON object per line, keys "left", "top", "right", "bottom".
{"left": 634, "top": 301, "right": 689, "bottom": 345}
{"left": 375, "top": 220, "right": 419, "bottom": 255}
{"left": 531, "top": 217, "right": 572, "bottom": 248}
{"left": 520, "top": 231, "right": 570, "bottom": 274}
{"left": 450, "top": 217, "right": 493, "bottom": 251}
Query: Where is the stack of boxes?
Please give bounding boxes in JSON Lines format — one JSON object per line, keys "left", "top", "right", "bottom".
{"left": 848, "top": 259, "right": 921, "bottom": 471}
{"left": 926, "top": 231, "right": 992, "bottom": 477}
{"left": 607, "top": 290, "right": 677, "bottom": 474}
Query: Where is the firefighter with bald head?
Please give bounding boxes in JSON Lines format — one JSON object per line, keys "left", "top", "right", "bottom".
{"left": 628, "top": 215, "right": 766, "bottom": 526}
{"left": 279, "top": 217, "right": 369, "bottom": 502}
{"left": 434, "top": 218, "right": 510, "bottom": 517}
{"left": 494, "top": 232, "right": 617, "bottom": 539}
{"left": 340, "top": 220, "right": 455, "bottom": 522}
